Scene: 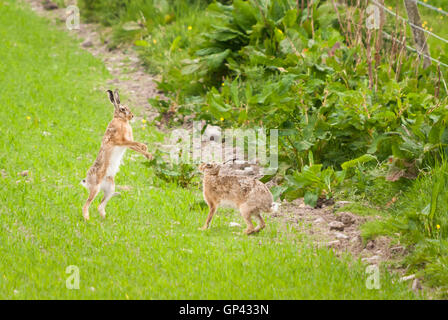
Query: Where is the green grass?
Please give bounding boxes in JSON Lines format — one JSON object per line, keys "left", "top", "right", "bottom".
{"left": 0, "top": 0, "right": 419, "bottom": 299}
{"left": 361, "top": 160, "right": 448, "bottom": 296}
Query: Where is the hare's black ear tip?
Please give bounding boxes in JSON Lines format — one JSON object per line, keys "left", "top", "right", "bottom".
{"left": 106, "top": 90, "right": 115, "bottom": 104}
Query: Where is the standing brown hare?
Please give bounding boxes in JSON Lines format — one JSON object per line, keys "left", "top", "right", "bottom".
{"left": 199, "top": 163, "right": 276, "bottom": 235}
{"left": 81, "top": 89, "right": 152, "bottom": 220}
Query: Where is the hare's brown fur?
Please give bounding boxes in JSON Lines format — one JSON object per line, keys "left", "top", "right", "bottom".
{"left": 81, "top": 89, "right": 152, "bottom": 220}
{"left": 199, "top": 163, "right": 273, "bottom": 235}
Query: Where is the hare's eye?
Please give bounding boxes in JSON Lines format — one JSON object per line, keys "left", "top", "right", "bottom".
{"left": 120, "top": 108, "right": 125, "bottom": 112}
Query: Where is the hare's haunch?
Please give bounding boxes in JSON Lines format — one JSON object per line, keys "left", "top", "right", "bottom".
{"left": 199, "top": 163, "right": 275, "bottom": 235}
{"left": 81, "top": 89, "right": 152, "bottom": 220}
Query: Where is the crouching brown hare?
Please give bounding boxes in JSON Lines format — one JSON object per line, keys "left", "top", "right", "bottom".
{"left": 199, "top": 163, "right": 276, "bottom": 235}
{"left": 81, "top": 89, "right": 152, "bottom": 220}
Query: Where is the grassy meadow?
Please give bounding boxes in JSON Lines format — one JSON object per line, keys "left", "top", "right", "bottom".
{"left": 0, "top": 0, "right": 421, "bottom": 299}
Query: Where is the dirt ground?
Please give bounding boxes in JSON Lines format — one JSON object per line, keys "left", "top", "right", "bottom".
{"left": 25, "top": 0, "right": 420, "bottom": 292}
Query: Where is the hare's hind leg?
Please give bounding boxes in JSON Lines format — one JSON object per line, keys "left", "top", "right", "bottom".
{"left": 98, "top": 176, "right": 118, "bottom": 219}
{"left": 83, "top": 185, "right": 99, "bottom": 220}
{"left": 253, "top": 213, "right": 266, "bottom": 233}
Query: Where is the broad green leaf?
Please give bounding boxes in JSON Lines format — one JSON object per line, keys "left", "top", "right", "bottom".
{"left": 233, "top": 0, "right": 257, "bottom": 32}
{"left": 122, "top": 21, "right": 143, "bottom": 31}
{"left": 134, "top": 40, "right": 149, "bottom": 47}
{"left": 341, "top": 154, "right": 377, "bottom": 170}
{"left": 169, "top": 36, "right": 182, "bottom": 53}
{"left": 304, "top": 191, "right": 319, "bottom": 207}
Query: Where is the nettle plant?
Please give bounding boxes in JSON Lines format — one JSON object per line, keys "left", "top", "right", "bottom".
{"left": 148, "top": 149, "right": 199, "bottom": 188}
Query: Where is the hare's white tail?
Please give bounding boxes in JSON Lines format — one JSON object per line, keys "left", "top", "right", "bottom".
{"left": 271, "top": 201, "right": 281, "bottom": 213}
{"left": 80, "top": 178, "right": 88, "bottom": 189}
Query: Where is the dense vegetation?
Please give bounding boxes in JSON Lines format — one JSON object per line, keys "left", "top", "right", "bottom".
{"left": 77, "top": 0, "right": 448, "bottom": 296}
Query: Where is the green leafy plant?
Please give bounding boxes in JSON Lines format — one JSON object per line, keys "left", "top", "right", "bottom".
{"left": 159, "top": 0, "right": 448, "bottom": 176}
{"left": 148, "top": 149, "right": 199, "bottom": 188}
{"left": 282, "top": 152, "right": 346, "bottom": 207}
{"left": 281, "top": 154, "right": 377, "bottom": 207}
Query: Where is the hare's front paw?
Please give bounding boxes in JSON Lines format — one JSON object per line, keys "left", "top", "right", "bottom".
{"left": 144, "top": 152, "right": 153, "bottom": 160}
{"left": 140, "top": 143, "right": 148, "bottom": 152}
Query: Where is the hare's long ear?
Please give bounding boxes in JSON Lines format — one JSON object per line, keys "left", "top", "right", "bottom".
{"left": 113, "top": 89, "right": 120, "bottom": 105}
{"left": 106, "top": 90, "right": 117, "bottom": 107}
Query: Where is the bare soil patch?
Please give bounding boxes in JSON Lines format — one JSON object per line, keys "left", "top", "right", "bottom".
{"left": 274, "top": 198, "right": 405, "bottom": 264}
